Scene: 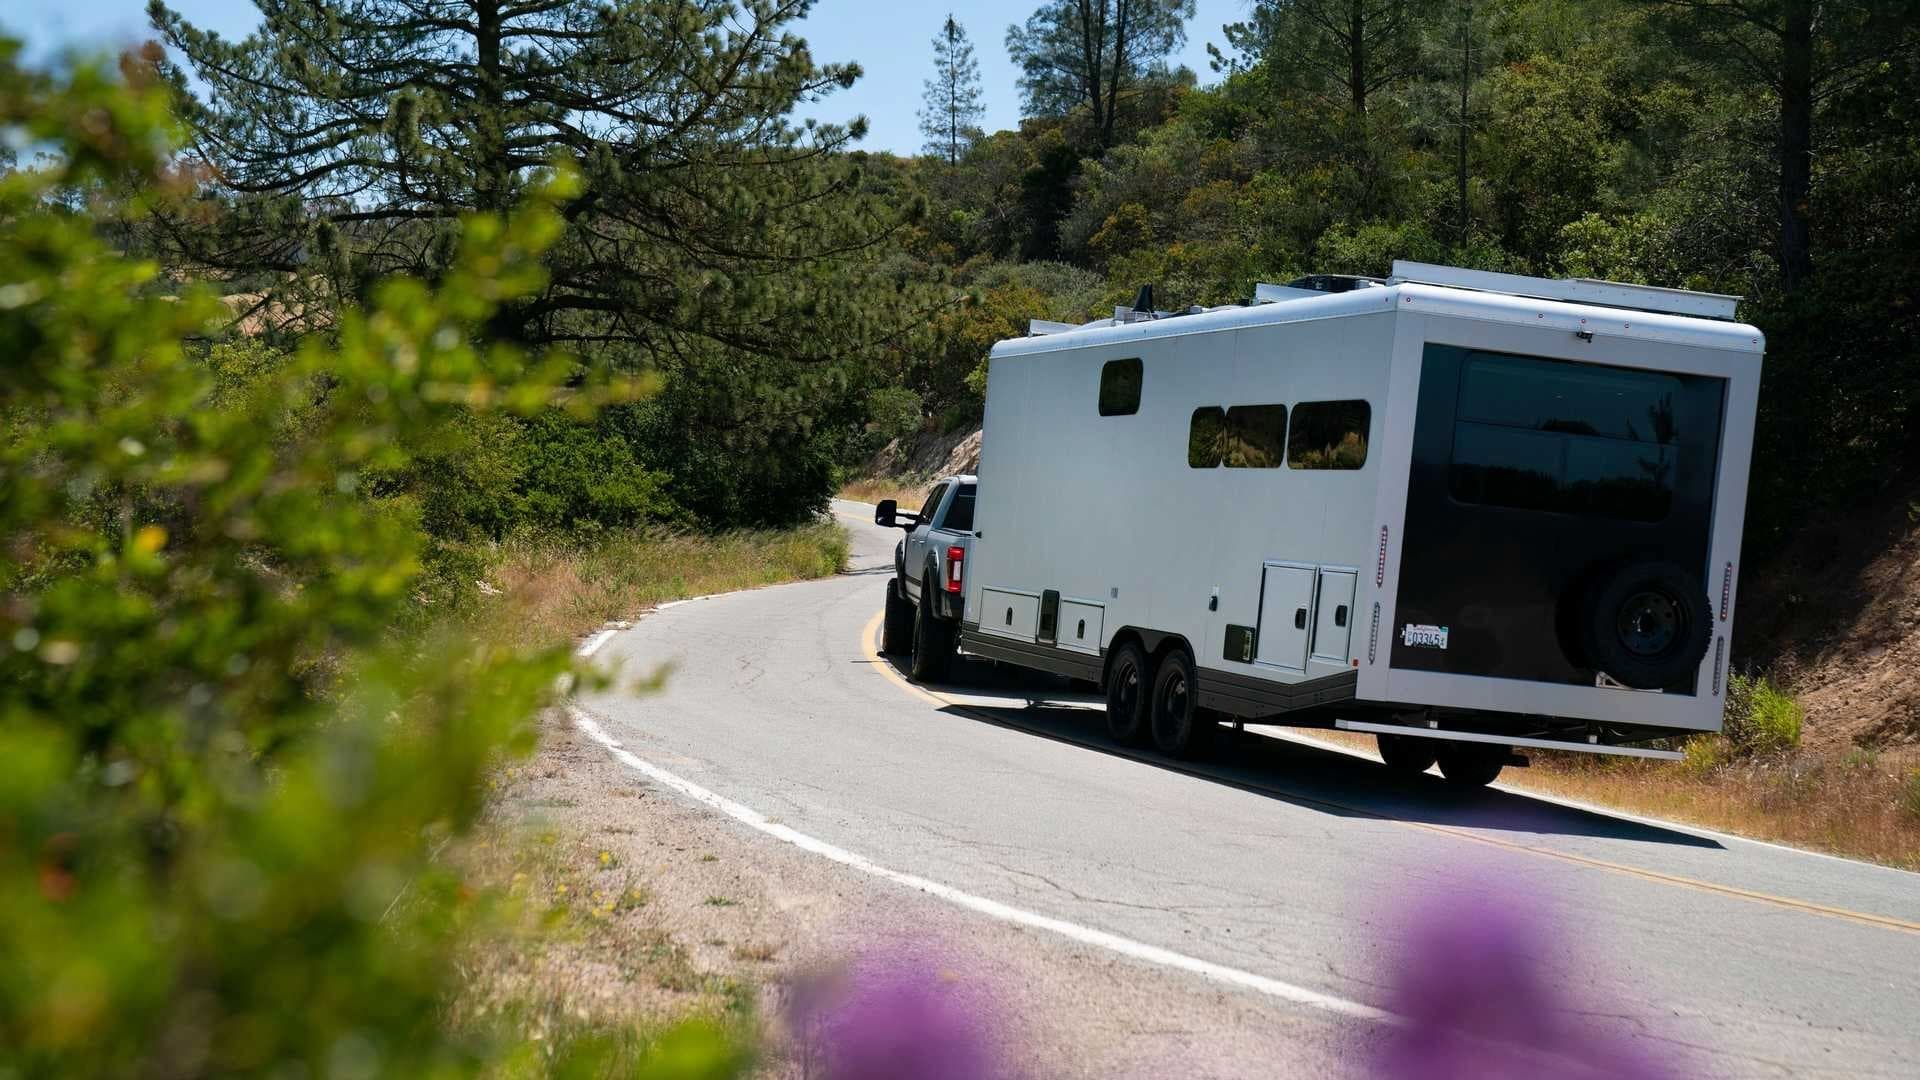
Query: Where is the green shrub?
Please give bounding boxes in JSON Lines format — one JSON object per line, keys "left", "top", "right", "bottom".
{"left": 1722, "top": 674, "right": 1805, "bottom": 756}
{"left": 1903, "top": 772, "right": 1920, "bottom": 821}
{"left": 0, "top": 46, "right": 737, "bottom": 1076}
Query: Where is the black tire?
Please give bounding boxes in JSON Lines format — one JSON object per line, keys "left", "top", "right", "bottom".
{"left": 1377, "top": 733, "right": 1439, "bottom": 775}
{"left": 1578, "top": 561, "right": 1713, "bottom": 690}
{"left": 1435, "top": 742, "right": 1506, "bottom": 787}
{"left": 1149, "top": 649, "right": 1210, "bottom": 758}
{"left": 881, "top": 579, "right": 914, "bottom": 655}
{"left": 1104, "top": 642, "right": 1152, "bottom": 746}
{"left": 908, "top": 577, "right": 955, "bottom": 682}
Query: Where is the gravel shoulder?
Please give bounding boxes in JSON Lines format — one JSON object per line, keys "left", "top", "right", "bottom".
{"left": 458, "top": 709, "right": 1371, "bottom": 1077}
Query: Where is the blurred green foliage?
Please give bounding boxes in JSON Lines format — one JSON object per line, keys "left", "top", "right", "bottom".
{"left": 0, "top": 41, "right": 741, "bottom": 1077}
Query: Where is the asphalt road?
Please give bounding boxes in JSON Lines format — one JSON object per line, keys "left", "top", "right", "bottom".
{"left": 576, "top": 501, "right": 1920, "bottom": 1077}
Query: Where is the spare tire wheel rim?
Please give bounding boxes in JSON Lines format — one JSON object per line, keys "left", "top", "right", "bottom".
{"left": 1616, "top": 588, "right": 1681, "bottom": 658}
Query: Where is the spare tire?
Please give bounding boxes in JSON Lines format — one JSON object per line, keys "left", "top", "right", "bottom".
{"left": 1578, "top": 561, "right": 1712, "bottom": 690}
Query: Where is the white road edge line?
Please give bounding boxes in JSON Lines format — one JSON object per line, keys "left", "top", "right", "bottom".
{"left": 562, "top": 702, "right": 1391, "bottom": 1023}
{"left": 577, "top": 627, "right": 620, "bottom": 659}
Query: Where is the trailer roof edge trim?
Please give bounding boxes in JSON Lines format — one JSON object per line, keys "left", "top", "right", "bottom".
{"left": 1389, "top": 260, "right": 1742, "bottom": 321}
{"left": 992, "top": 283, "right": 1763, "bottom": 360}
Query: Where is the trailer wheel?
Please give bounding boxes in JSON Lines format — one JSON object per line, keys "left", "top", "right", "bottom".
{"left": 1149, "top": 650, "right": 1210, "bottom": 758}
{"left": 1435, "top": 742, "right": 1506, "bottom": 787}
{"left": 1104, "top": 642, "right": 1152, "bottom": 746}
{"left": 881, "top": 580, "right": 914, "bottom": 655}
{"left": 1579, "top": 561, "right": 1712, "bottom": 690}
{"left": 909, "top": 578, "right": 954, "bottom": 682}
{"left": 1376, "top": 733, "right": 1438, "bottom": 775}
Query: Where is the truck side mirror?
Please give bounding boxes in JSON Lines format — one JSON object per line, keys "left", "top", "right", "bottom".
{"left": 874, "top": 499, "right": 897, "bottom": 528}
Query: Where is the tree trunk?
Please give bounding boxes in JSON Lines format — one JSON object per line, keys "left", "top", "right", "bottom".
{"left": 1777, "top": 0, "right": 1815, "bottom": 293}
{"left": 1456, "top": 0, "right": 1470, "bottom": 249}
{"left": 1349, "top": 0, "right": 1368, "bottom": 114}
{"left": 1103, "top": 0, "right": 1132, "bottom": 148}
{"left": 475, "top": 0, "right": 507, "bottom": 215}
{"left": 1079, "top": 0, "right": 1108, "bottom": 148}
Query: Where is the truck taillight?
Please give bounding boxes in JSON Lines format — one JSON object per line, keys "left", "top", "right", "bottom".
{"left": 945, "top": 546, "right": 965, "bottom": 593}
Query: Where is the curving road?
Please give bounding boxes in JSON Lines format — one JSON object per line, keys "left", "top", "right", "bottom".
{"left": 575, "top": 502, "right": 1920, "bottom": 1077}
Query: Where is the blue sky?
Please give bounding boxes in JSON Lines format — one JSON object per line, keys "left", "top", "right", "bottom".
{"left": 5, "top": 0, "right": 1249, "bottom": 156}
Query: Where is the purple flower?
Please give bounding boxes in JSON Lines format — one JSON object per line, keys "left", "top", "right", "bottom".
{"left": 1377, "top": 888, "right": 1677, "bottom": 1079}
{"left": 787, "top": 944, "right": 1002, "bottom": 1080}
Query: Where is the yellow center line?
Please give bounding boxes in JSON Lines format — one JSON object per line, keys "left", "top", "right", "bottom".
{"left": 856, "top": 611, "right": 1920, "bottom": 938}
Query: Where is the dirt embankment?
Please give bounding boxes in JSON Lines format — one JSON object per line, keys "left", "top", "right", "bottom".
{"left": 858, "top": 424, "right": 982, "bottom": 480}
{"left": 1736, "top": 478, "right": 1920, "bottom": 749}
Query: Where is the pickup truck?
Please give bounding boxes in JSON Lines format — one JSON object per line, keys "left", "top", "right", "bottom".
{"left": 874, "top": 475, "right": 976, "bottom": 681}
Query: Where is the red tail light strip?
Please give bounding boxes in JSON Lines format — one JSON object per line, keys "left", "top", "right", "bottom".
{"left": 945, "top": 546, "right": 965, "bottom": 594}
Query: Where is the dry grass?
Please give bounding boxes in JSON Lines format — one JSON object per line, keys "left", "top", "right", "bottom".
{"left": 837, "top": 476, "right": 936, "bottom": 510}
{"left": 1298, "top": 729, "right": 1920, "bottom": 869}
{"left": 1513, "top": 746, "right": 1920, "bottom": 869}
{"left": 448, "top": 813, "right": 755, "bottom": 1047}
{"left": 477, "top": 522, "right": 848, "bottom": 651}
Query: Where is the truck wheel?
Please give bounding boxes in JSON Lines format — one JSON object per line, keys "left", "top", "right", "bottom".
{"left": 1377, "top": 733, "right": 1438, "bottom": 775}
{"left": 1435, "top": 742, "right": 1506, "bottom": 787}
{"left": 909, "top": 579, "right": 954, "bottom": 683}
{"left": 881, "top": 579, "right": 914, "bottom": 655}
{"left": 1104, "top": 642, "right": 1152, "bottom": 746}
{"left": 1149, "top": 649, "right": 1209, "bottom": 758}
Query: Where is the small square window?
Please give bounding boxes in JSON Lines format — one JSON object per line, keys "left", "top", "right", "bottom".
{"left": 1098, "top": 358, "right": 1142, "bottom": 416}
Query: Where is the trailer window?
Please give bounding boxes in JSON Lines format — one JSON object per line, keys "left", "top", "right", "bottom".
{"left": 1188, "top": 407, "right": 1227, "bottom": 468}
{"left": 1223, "top": 405, "right": 1288, "bottom": 467}
{"left": 1098, "top": 358, "right": 1142, "bottom": 416}
{"left": 1448, "top": 351, "right": 1679, "bottom": 522}
{"left": 1288, "top": 401, "right": 1370, "bottom": 470}
{"left": 1188, "top": 404, "right": 1287, "bottom": 468}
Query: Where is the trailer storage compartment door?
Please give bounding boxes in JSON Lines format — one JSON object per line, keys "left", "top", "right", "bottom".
{"left": 1057, "top": 600, "right": 1104, "bottom": 654}
{"left": 1311, "top": 569, "right": 1357, "bottom": 664}
{"left": 978, "top": 587, "right": 1041, "bottom": 641}
{"left": 1256, "top": 564, "right": 1316, "bottom": 670}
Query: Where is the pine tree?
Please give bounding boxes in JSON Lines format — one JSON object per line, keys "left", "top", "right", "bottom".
{"left": 1007, "top": 0, "right": 1197, "bottom": 148}
{"left": 1635, "top": 0, "right": 1920, "bottom": 294}
{"left": 918, "top": 15, "right": 986, "bottom": 164}
{"left": 143, "top": 0, "right": 922, "bottom": 361}
{"left": 1219, "top": 1, "right": 1432, "bottom": 116}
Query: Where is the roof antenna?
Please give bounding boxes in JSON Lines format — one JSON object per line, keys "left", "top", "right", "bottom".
{"left": 1132, "top": 283, "right": 1154, "bottom": 314}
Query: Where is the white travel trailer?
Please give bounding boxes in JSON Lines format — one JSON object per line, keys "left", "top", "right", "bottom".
{"left": 959, "top": 262, "right": 1762, "bottom": 785}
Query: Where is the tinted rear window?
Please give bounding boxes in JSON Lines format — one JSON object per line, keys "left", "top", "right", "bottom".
{"left": 1448, "top": 352, "right": 1689, "bottom": 522}
{"left": 943, "top": 486, "right": 976, "bottom": 531}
